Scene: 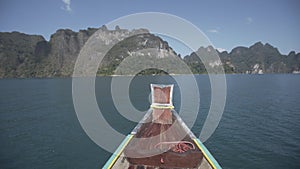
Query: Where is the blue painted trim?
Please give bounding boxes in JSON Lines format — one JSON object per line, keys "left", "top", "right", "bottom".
{"left": 195, "top": 138, "right": 222, "bottom": 169}
{"left": 102, "top": 134, "right": 133, "bottom": 169}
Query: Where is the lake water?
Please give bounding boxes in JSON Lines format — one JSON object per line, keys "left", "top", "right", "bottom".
{"left": 0, "top": 74, "right": 299, "bottom": 169}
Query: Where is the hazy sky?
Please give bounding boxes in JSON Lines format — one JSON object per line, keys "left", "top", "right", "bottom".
{"left": 1, "top": 0, "right": 299, "bottom": 55}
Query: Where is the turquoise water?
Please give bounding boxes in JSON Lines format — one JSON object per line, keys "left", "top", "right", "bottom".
{"left": 0, "top": 75, "right": 299, "bottom": 169}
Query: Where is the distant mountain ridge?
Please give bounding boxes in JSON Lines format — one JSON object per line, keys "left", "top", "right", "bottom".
{"left": 0, "top": 26, "right": 299, "bottom": 78}
{"left": 184, "top": 42, "right": 300, "bottom": 74}
{"left": 218, "top": 42, "right": 300, "bottom": 74}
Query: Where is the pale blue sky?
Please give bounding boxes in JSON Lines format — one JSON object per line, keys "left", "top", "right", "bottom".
{"left": 1, "top": 0, "right": 299, "bottom": 55}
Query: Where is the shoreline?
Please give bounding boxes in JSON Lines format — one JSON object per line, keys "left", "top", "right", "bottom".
{"left": 0, "top": 73, "right": 299, "bottom": 80}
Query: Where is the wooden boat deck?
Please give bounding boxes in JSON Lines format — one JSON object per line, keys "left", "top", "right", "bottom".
{"left": 103, "top": 84, "right": 221, "bottom": 169}
{"left": 103, "top": 109, "right": 221, "bottom": 169}
{"left": 110, "top": 151, "right": 212, "bottom": 169}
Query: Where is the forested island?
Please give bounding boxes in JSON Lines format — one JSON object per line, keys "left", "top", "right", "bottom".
{"left": 0, "top": 26, "right": 299, "bottom": 78}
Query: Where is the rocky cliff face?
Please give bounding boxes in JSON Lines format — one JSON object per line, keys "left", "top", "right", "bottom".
{"left": 0, "top": 26, "right": 168, "bottom": 78}
{"left": 0, "top": 27, "right": 299, "bottom": 78}
{"left": 0, "top": 27, "right": 103, "bottom": 78}
{"left": 34, "top": 27, "right": 100, "bottom": 77}
{"left": 0, "top": 32, "right": 45, "bottom": 77}
{"left": 98, "top": 32, "right": 178, "bottom": 75}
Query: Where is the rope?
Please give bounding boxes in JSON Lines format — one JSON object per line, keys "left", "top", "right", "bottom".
{"left": 154, "top": 141, "right": 195, "bottom": 153}
{"left": 150, "top": 105, "right": 174, "bottom": 109}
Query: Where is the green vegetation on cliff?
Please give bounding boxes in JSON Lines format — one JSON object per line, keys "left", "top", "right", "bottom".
{"left": 0, "top": 27, "right": 299, "bottom": 78}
